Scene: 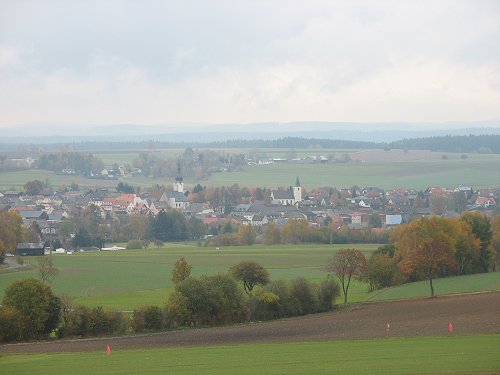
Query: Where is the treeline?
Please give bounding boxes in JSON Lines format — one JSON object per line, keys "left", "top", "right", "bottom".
{"left": 37, "top": 152, "right": 104, "bottom": 174}
{"left": 17, "top": 134, "right": 500, "bottom": 154}
{"left": 389, "top": 134, "right": 500, "bottom": 153}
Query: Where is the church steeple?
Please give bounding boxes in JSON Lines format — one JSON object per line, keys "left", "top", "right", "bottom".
{"left": 293, "top": 176, "right": 302, "bottom": 203}
{"left": 173, "top": 159, "right": 184, "bottom": 193}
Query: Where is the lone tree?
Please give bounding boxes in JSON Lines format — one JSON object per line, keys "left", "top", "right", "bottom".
{"left": 230, "top": 261, "right": 270, "bottom": 295}
{"left": 326, "top": 249, "right": 367, "bottom": 304}
{"left": 171, "top": 257, "right": 192, "bottom": 285}
{"left": 37, "top": 257, "right": 59, "bottom": 285}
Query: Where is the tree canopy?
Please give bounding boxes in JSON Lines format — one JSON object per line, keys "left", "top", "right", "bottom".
{"left": 230, "top": 261, "right": 270, "bottom": 295}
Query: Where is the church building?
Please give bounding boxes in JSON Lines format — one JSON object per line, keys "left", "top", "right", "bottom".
{"left": 159, "top": 162, "right": 190, "bottom": 209}
{"left": 271, "top": 177, "right": 302, "bottom": 206}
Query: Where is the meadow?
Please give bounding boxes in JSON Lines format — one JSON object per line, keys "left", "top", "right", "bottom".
{"left": 0, "top": 244, "right": 377, "bottom": 310}
{"left": 368, "top": 271, "right": 500, "bottom": 301}
{"left": 2, "top": 148, "right": 500, "bottom": 191}
{"left": 1, "top": 335, "right": 498, "bottom": 374}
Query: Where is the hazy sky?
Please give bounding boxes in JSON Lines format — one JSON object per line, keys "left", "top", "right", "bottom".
{"left": 1, "top": 0, "right": 499, "bottom": 129}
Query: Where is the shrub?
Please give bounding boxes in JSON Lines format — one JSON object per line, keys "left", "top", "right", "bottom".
{"left": 61, "top": 305, "right": 128, "bottom": 338}
{"left": 289, "top": 277, "right": 319, "bottom": 315}
{"left": 0, "top": 306, "right": 23, "bottom": 342}
{"left": 318, "top": 278, "right": 341, "bottom": 311}
{"left": 126, "top": 239, "right": 143, "bottom": 249}
{"left": 143, "top": 306, "right": 163, "bottom": 330}
{"left": 1, "top": 278, "right": 61, "bottom": 340}
{"left": 164, "top": 291, "right": 190, "bottom": 328}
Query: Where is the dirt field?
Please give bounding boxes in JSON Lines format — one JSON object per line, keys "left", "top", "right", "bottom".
{"left": 1, "top": 292, "right": 499, "bottom": 354}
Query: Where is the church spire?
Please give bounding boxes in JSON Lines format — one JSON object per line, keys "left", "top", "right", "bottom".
{"left": 295, "top": 176, "right": 301, "bottom": 187}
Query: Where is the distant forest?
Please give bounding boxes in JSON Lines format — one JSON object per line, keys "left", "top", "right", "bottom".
{"left": 3, "top": 134, "right": 500, "bottom": 154}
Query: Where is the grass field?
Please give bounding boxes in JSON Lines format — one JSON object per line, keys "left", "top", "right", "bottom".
{"left": 2, "top": 244, "right": 500, "bottom": 310}
{"left": 1, "top": 335, "right": 498, "bottom": 374}
{"left": 207, "top": 156, "right": 500, "bottom": 190}
{"left": 0, "top": 244, "right": 378, "bottom": 310}
{"left": 2, "top": 148, "right": 500, "bottom": 191}
{"left": 367, "top": 271, "right": 500, "bottom": 301}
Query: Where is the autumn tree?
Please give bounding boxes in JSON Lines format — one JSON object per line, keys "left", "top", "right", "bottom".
{"left": 127, "top": 215, "right": 148, "bottom": 240}
{"left": 171, "top": 257, "right": 192, "bottom": 285}
{"left": 230, "top": 261, "right": 270, "bottom": 295}
{"left": 0, "top": 240, "right": 5, "bottom": 264}
{"left": 281, "top": 219, "right": 309, "bottom": 244}
{"left": 490, "top": 216, "right": 500, "bottom": 271}
{"left": 236, "top": 224, "right": 257, "bottom": 245}
{"left": 461, "top": 212, "right": 493, "bottom": 272}
{"left": 393, "top": 217, "right": 458, "bottom": 297}
{"left": 0, "top": 211, "right": 25, "bottom": 252}
{"left": 326, "top": 249, "right": 367, "bottom": 304}
{"left": 263, "top": 222, "right": 281, "bottom": 245}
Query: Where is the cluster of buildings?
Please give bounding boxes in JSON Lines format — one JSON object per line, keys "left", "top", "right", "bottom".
{"left": 1, "top": 170, "right": 498, "bottom": 254}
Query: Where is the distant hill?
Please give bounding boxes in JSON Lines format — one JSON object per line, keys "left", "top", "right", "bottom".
{"left": 1, "top": 121, "right": 499, "bottom": 144}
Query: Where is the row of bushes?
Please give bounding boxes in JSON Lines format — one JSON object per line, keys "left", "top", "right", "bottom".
{"left": 1, "top": 263, "right": 342, "bottom": 342}
{"left": 130, "top": 275, "right": 340, "bottom": 333}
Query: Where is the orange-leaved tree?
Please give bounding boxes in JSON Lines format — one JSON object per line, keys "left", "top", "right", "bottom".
{"left": 392, "top": 217, "right": 460, "bottom": 297}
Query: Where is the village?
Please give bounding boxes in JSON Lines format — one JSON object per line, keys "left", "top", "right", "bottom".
{"left": 1, "top": 161, "right": 498, "bottom": 255}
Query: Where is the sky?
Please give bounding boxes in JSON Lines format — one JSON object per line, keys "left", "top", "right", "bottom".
{"left": 1, "top": 0, "right": 499, "bottom": 130}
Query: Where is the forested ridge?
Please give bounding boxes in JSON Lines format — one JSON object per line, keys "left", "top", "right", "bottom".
{"left": 4, "top": 134, "right": 499, "bottom": 154}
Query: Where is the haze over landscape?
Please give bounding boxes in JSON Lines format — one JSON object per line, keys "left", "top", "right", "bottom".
{"left": 1, "top": 0, "right": 500, "bottom": 136}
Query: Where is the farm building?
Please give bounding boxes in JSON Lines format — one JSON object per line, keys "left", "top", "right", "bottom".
{"left": 16, "top": 242, "right": 45, "bottom": 256}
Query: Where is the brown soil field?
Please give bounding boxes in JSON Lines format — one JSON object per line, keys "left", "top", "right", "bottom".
{"left": 1, "top": 291, "right": 499, "bottom": 354}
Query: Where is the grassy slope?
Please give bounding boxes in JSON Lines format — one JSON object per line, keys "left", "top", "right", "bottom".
{"left": 367, "top": 271, "right": 500, "bottom": 301}
{"left": 1, "top": 335, "right": 499, "bottom": 375}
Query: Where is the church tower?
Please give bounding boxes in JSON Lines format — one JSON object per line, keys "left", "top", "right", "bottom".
{"left": 293, "top": 176, "right": 302, "bottom": 203}
{"left": 173, "top": 160, "right": 184, "bottom": 193}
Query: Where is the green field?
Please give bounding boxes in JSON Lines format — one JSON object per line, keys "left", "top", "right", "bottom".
{"left": 368, "top": 271, "right": 500, "bottom": 301}
{"left": 207, "top": 157, "right": 500, "bottom": 190}
{"left": 0, "top": 244, "right": 377, "bottom": 310}
{"left": 2, "top": 244, "right": 500, "bottom": 310}
{"left": 2, "top": 148, "right": 500, "bottom": 190}
{"left": 1, "top": 335, "right": 498, "bottom": 374}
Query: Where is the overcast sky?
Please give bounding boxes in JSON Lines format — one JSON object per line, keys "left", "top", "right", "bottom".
{"left": 1, "top": 0, "right": 499, "bottom": 130}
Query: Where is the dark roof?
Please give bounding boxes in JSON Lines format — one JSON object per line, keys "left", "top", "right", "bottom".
{"left": 272, "top": 190, "right": 294, "bottom": 200}
{"left": 17, "top": 242, "right": 44, "bottom": 249}
{"left": 166, "top": 191, "right": 189, "bottom": 202}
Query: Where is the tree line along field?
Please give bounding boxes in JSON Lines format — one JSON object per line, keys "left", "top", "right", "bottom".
{"left": 1, "top": 148, "right": 500, "bottom": 191}
{"left": 1, "top": 335, "right": 499, "bottom": 374}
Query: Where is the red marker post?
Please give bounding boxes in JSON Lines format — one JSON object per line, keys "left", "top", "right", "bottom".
{"left": 448, "top": 323, "right": 453, "bottom": 333}
{"left": 106, "top": 345, "right": 112, "bottom": 355}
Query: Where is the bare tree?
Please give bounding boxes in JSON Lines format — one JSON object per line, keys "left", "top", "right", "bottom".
{"left": 37, "top": 256, "right": 59, "bottom": 285}
{"left": 326, "top": 249, "right": 367, "bottom": 304}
